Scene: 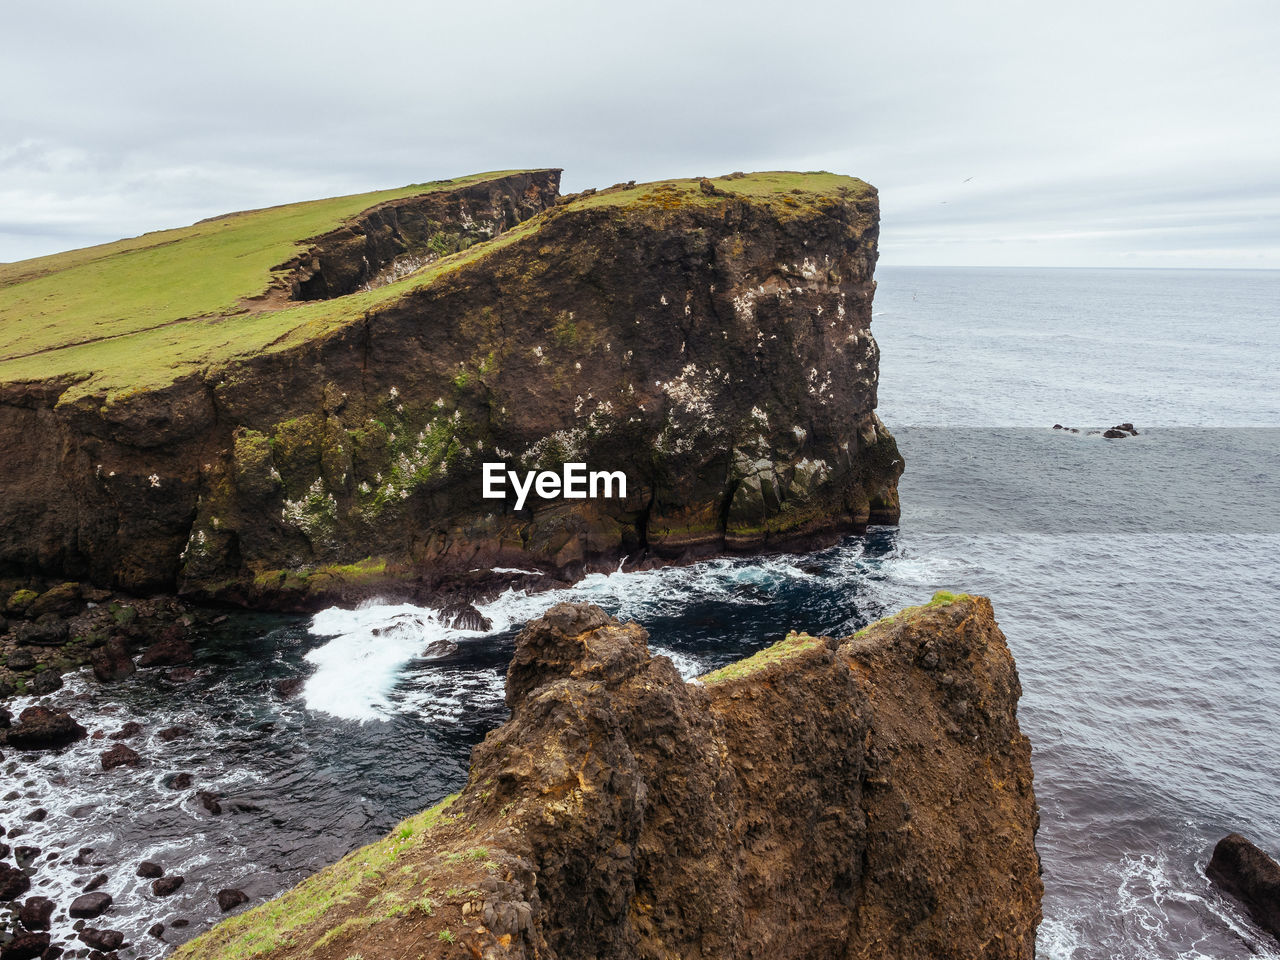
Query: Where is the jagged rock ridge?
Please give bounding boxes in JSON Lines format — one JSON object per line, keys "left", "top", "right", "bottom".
{"left": 176, "top": 593, "right": 1042, "bottom": 960}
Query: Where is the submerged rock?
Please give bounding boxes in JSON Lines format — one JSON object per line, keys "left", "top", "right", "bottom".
{"left": 152, "top": 875, "right": 184, "bottom": 896}
{"left": 178, "top": 595, "right": 1040, "bottom": 959}
{"left": 100, "top": 743, "right": 141, "bottom": 770}
{"left": 1207, "top": 832, "right": 1280, "bottom": 942}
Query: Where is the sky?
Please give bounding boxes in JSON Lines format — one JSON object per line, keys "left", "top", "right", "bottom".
{"left": 2, "top": 0, "right": 1277, "bottom": 268}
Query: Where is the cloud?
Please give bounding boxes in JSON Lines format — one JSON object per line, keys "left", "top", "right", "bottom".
{"left": 1, "top": 0, "right": 1276, "bottom": 266}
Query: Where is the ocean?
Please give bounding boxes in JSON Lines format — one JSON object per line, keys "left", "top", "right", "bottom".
{"left": 4, "top": 265, "right": 1278, "bottom": 958}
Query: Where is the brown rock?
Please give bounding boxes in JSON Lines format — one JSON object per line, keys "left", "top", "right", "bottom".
{"left": 27, "top": 582, "right": 82, "bottom": 618}
{"left": 137, "top": 625, "right": 194, "bottom": 667}
{"left": 217, "top": 888, "right": 249, "bottom": 912}
{"left": 176, "top": 597, "right": 1039, "bottom": 960}
{"left": 78, "top": 927, "right": 125, "bottom": 951}
{"left": 151, "top": 875, "right": 184, "bottom": 896}
{"left": 1207, "top": 832, "right": 1280, "bottom": 942}
{"left": 90, "top": 636, "right": 135, "bottom": 683}
{"left": 137, "top": 860, "right": 164, "bottom": 878}
{"left": 69, "top": 891, "right": 112, "bottom": 918}
{"left": 6, "top": 706, "right": 87, "bottom": 749}
{"left": 0, "top": 862, "right": 31, "bottom": 900}
{"left": 18, "top": 896, "right": 54, "bottom": 930}
{"left": 0, "top": 931, "right": 48, "bottom": 960}
{"left": 100, "top": 743, "right": 141, "bottom": 770}
{"left": 108, "top": 721, "right": 143, "bottom": 740}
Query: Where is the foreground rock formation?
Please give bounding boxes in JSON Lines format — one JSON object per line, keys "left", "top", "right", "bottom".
{"left": 1207, "top": 833, "right": 1280, "bottom": 943}
{"left": 0, "top": 170, "right": 901, "bottom": 609}
{"left": 176, "top": 593, "right": 1041, "bottom": 960}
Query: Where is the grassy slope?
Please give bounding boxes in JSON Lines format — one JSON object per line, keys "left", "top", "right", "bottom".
{"left": 0, "top": 171, "right": 871, "bottom": 403}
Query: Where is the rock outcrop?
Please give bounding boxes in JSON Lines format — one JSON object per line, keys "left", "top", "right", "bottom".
{"left": 176, "top": 593, "right": 1041, "bottom": 960}
{"left": 1207, "top": 832, "right": 1280, "bottom": 942}
{"left": 0, "top": 171, "right": 901, "bottom": 609}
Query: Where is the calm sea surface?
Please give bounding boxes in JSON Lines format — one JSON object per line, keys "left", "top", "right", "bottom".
{"left": 5, "top": 266, "right": 1278, "bottom": 958}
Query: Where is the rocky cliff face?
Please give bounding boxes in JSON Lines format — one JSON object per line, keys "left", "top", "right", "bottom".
{"left": 175, "top": 593, "right": 1041, "bottom": 960}
{"left": 0, "top": 172, "right": 901, "bottom": 607}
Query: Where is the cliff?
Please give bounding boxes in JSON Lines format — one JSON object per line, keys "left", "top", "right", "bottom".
{"left": 174, "top": 593, "right": 1042, "bottom": 960}
{"left": 0, "top": 170, "right": 901, "bottom": 607}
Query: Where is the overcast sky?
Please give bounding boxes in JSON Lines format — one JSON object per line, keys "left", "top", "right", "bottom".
{"left": 2, "top": 0, "right": 1277, "bottom": 268}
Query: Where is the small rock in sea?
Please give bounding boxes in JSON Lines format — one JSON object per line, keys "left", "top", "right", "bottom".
{"left": 0, "top": 842, "right": 8, "bottom": 859}
{"left": 196, "top": 791, "right": 222, "bottom": 815}
{"left": 217, "top": 888, "right": 249, "bottom": 912}
{"left": 14, "top": 845, "right": 42, "bottom": 868}
{"left": 91, "top": 636, "right": 135, "bottom": 683}
{"left": 156, "top": 725, "right": 190, "bottom": 741}
{"left": 1102, "top": 428, "right": 1128, "bottom": 439}
{"left": 137, "top": 860, "right": 164, "bottom": 878}
{"left": 1206, "top": 832, "right": 1280, "bottom": 942}
{"left": 72, "top": 846, "right": 94, "bottom": 865}
{"left": 24, "top": 807, "right": 48, "bottom": 821}
{"left": 18, "top": 895, "right": 55, "bottom": 930}
{"left": 0, "top": 931, "right": 49, "bottom": 959}
{"left": 439, "top": 600, "right": 493, "bottom": 632}
{"left": 79, "top": 927, "right": 126, "bottom": 951}
{"left": 138, "top": 626, "right": 194, "bottom": 668}
{"left": 272, "top": 676, "right": 305, "bottom": 699}
{"left": 1053, "top": 423, "right": 1064, "bottom": 429}
{"left": 0, "top": 862, "right": 32, "bottom": 899}
{"left": 165, "top": 772, "right": 194, "bottom": 790}
{"left": 108, "top": 721, "right": 144, "bottom": 740}
{"left": 148, "top": 923, "right": 165, "bottom": 939}
{"left": 100, "top": 743, "right": 142, "bottom": 771}
{"left": 0, "top": 704, "right": 11, "bottom": 727}
{"left": 152, "top": 875, "right": 184, "bottom": 896}
{"left": 165, "top": 666, "right": 199, "bottom": 683}
{"left": 69, "top": 891, "right": 113, "bottom": 918}
{"left": 83, "top": 872, "right": 109, "bottom": 892}
{"left": 424, "top": 638, "right": 459, "bottom": 658}
{"left": 40, "top": 943, "right": 64, "bottom": 960}
{"left": 171, "top": 918, "right": 190, "bottom": 928}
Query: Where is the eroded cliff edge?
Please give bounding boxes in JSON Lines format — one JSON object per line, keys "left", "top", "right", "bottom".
{"left": 176, "top": 593, "right": 1042, "bottom": 960}
{"left": 0, "top": 172, "right": 900, "bottom": 608}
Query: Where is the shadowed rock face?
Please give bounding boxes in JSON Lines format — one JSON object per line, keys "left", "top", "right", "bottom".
{"left": 1207, "top": 833, "right": 1280, "bottom": 942}
{"left": 176, "top": 594, "right": 1041, "bottom": 960}
{"left": 0, "top": 173, "right": 900, "bottom": 608}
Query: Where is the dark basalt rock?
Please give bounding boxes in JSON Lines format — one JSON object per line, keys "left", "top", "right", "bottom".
{"left": 152, "top": 875, "right": 184, "bottom": 896}
{"left": 217, "top": 888, "right": 249, "bottom": 912}
{"left": 18, "top": 895, "right": 54, "bottom": 930}
{"left": 28, "top": 668, "right": 62, "bottom": 694}
{"left": 272, "top": 676, "right": 305, "bottom": 699}
{"left": 6, "top": 648, "right": 36, "bottom": 671}
{"left": 100, "top": 743, "right": 141, "bottom": 770}
{"left": 11, "top": 620, "right": 69, "bottom": 647}
{"left": 137, "top": 626, "right": 193, "bottom": 667}
{"left": 6, "top": 706, "right": 86, "bottom": 749}
{"left": 439, "top": 601, "right": 493, "bottom": 632}
{"left": 136, "top": 861, "right": 164, "bottom": 878}
{"left": 83, "top": 872, "right": 108, "bottom": 892}
{"left": 1207, "top": 832, "right": 1280, "bottom": 942}
{"left": 156, "top": 725, "right": 190, "bottom": 741}
{"left": 69, "top": 891, "right": 113, "bottom": 918}
{"left": 108, "top": 721, "right": 143, "bottom": 740}
{"left": 148, "top": 923, "right": 165, "bottom": 939}
{"left": 0, "top": 931, "right": 49, "bottom": 960}
{"left": 13, "top": 845, "right": 41, "bottom": 868}
{"left": 79, "top": 928, "right": 125, "bottom": 951}
{"left": 0, "top": 862, "right": 31, "bottom": 900}
{"left": 195, "top": 791, "right": 222, "bottom": 815}
{"left": 1102, "top": 428, "right": 1128, "bottom": 439}
{"left": 90, "top": 637, "right": 135, "bottom": 683}
{"left": 165, "top": 772, "right": 194, "bottom": 790}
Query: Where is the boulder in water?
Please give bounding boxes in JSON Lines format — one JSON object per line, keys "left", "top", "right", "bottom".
{"left": 7, "top": 706, "right": 86, "bottom": 749}
{"left": 137, "top": 860, "right": 164, "bottom": 878}
{"left": 79, "top": 927, "right": 126, "bottom": 951}
{"left": 0, "top": 931, "right": 49, "bottom": 960}
{"left": 217, "top": 888, "right": 250, "bottom": 912}
{"left": 152, "top": 875, "right": 185, "bottom": 896}
{"left": 69, "top": 891, "right": 113, "bottom": 918}
{"left": 90, "top": 636, "right": 135, "bottom": 683}
{"left": 0, "top": 862, "right": 31, "bottom": 900}
{"left": 439, "top": 601, "right": 492, "bottom": 632}
{"left": 1207, "top": 832, "right": 1280, "bottom": 942}
{"left": 18, "top": 895, "right": 54, "bottom": 930}
{"left": 100, "top": 743, "right": 142, "bottom": 770}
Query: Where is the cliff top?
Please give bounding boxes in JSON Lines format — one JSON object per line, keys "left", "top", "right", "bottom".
{"left": 0, "top": 170, "right": 873, "bottom": 403}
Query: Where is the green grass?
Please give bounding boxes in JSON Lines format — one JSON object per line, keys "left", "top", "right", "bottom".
{"left": 0, "top": 170, "right": 869, "bottom": 404}
{"left": 699, "top": 629, "right": 826, "bottom": 685}
{"left": 0, "top": 170, "right": 533, "bottom": 399}
{"left": 173, "top": 792, "right": 459, "bottom": 960}
{"left": 853, "top": 591, "right": 974, "bottom": 637}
